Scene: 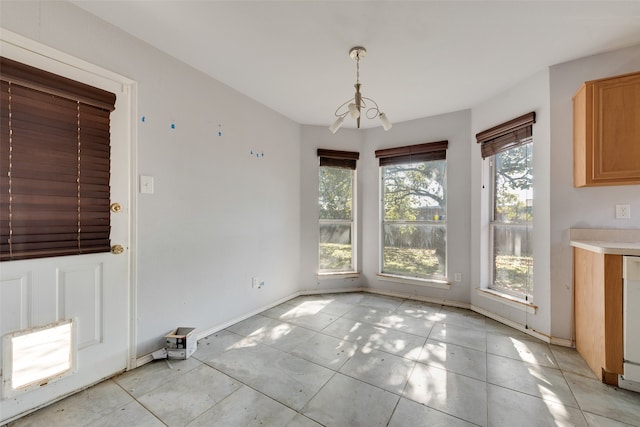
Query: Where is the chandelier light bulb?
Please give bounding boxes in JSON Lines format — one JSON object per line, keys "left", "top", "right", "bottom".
{"left": 379, "top": 112, "right": 392, "bottom": 131}
{"left": 348, "top": 103, "right": 360, "bottom": 119}
{"left": 329, "top": 115, "right": 345, "bottom": 134}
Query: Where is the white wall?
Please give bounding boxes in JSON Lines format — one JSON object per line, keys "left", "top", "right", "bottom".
{"left": 363, "top": 111, "right": 472, "bottom": 303}
{"left": 1, "top": 1, "right": 302, "bottom": 356}
{"left": 4, "top": 1, "right": 639, "bottom": 355}
{"left": 299, "top": 126, "right": 364, "bottom": 292}
{"left": 548, "top": 45, "right": 640, "bottom": 339}
{"left": 468, "top": 45, "right": 640, "bottom": 343}
{"left": 302, "top": 46, "right": 640, "bottom": 343}
{"left": 470, "top": 69, "right": 552, "bottom": 337}
{"left": 300, "top": 111, "right": 473, "bottom": 303}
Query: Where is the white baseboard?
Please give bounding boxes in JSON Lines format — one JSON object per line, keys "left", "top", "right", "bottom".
{"left": 304, "top": 286, "right": 472, "bottom": 312}
{"left": 471, "top": 305, "right": 541, "bottom": 339}
{"left": 549, "top": 337, "right": 573, "bottom": 347}
{"left": 299, "top": 286, "right": 364, "bottom": 295}
{"left": 367, "top": 289, "right": 571, "bottom": 346}
{"left": 194, "top": 291, "right": 301, "bottom": 342}
{"left": 135, "top": 353, "right": 154, "bottom": 368}
{"left": 136, "top": 287, "right": 573, "bottom": 368}
{"left": 471, "top": 305, "right": 572, "bottom": 347}
{"left": 135, "top": 291, "right": 301, "bottom": 368}
{"left": 364, "top": 287, "right": 471, "bottom": 309}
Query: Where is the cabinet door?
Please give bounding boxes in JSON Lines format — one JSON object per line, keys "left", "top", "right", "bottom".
{"left": 591, "top": 73, "right": 640, "bottom": 184}
{"left": 574, "top": 248, "right": 606, "bottom": 380}
{"left": 574, "top": 248, "right": 623, "bottom": 385}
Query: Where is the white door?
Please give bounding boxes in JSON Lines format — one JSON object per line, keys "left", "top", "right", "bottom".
{"left": 0, "top": 33, "right": 133, "bottom": 423}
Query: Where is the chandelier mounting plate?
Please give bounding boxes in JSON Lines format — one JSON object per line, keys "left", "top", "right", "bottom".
{"left": 349, "top": 46, "right": 367, "bottom": 60}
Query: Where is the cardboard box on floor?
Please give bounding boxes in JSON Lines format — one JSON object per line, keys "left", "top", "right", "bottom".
{"left": 165, "top": 327, "right": 197, "bottom": 359}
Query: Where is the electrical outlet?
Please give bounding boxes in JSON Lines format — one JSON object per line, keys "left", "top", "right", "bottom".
{"left": 616, "top": 204, "right": 631, "bottom": 219}
{"left": 454, "top": 273, "right": 462, "bottom": 282}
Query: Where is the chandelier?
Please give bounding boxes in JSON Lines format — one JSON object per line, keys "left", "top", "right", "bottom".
{"left": 329, "top": 46, "right": 392, "bottom": 133}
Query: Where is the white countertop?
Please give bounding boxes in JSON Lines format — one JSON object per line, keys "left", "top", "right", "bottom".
{"left": 570, "top": 240, "right": 640, "bottom": 256}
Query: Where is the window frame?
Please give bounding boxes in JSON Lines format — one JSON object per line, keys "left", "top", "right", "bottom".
{"left": 477, "top": 112, "right": 535, "bottom": 300}
{"left": 317, "top": 149, "right": 358, "bottom": 275}
{"left": 376, "top": 141, "right": 448, "bottom": 283}
{"left": 488, "top": 140, "right": 533, "bottom": 299}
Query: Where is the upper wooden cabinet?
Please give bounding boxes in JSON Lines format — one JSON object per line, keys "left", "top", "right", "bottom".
{"left": 573, "top": 71, "right": 640, "bottom": 187}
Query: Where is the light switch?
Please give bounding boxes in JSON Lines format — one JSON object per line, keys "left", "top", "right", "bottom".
{"left": 140, "top": 175, "right": 154, "bottom": 194}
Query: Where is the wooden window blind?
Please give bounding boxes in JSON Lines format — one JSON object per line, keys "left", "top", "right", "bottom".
{"left": 375, "top": 140, "right": 448, "bottom": 166}
{"left": 476, "top": 112, "right": 536, "bottom": 158}
{"left": 317, "top": 149, "right": 359, "bottom": 170}
{"left": 0, "top": 57, "right": 116, "bottom": 261}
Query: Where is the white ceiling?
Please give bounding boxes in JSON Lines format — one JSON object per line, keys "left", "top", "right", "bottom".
{"left": 72, "top": 1, "right": 640, "bottom": 129}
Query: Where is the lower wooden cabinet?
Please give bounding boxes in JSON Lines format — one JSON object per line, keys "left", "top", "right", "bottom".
{"left": 574, "top": 247, "right": 623, "bottom": 384}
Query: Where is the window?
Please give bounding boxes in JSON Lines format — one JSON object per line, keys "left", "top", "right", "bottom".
{"left": 477, "top": 112, "right": 535, "bottom": 298}
{"left": 318, "top": 149, "right": 358, "bottom": 273}
{"left": 0, "top": 57, "right": 116, "bottom": 261}
{"left": 376, "top": 141, "right": 448, "bottom": 281}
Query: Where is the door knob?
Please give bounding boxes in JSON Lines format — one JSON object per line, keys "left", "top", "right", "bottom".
{"left": 111, "top": 244, "right": 125, "bottom": 255}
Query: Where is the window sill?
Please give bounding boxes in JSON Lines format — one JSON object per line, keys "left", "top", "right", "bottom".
{"left": 376, "top": 273, "right": 450, "bottom": 289}
{"left": 317, "top": 272, "right": 360, "bottom": 280}
{"left": 476, "top": 287, "right": 537, "bottom": 314}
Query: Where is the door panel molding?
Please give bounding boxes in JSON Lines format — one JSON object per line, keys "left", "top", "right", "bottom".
{"left": 0, "top": 273, "right": 32, "bottom": 335}
{"left": 57, "top": 264, "right": 104, "bottom": 349}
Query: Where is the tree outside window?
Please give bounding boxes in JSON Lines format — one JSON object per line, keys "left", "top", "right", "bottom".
{"left": 381, "top": 159, "right": 447, "bottom": 280}
{"left": 490, "top": 141, "right": 533, "bottom": 297}
{"left": 319, "top": 165, "right": 355, "bottom": 272}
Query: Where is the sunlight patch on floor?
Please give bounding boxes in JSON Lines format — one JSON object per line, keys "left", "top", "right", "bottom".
{"left": 510, "top": 338, "right": 540, "bottom": 364}
{"left": 283, "top": 300, "right": 332, "bottom": 318}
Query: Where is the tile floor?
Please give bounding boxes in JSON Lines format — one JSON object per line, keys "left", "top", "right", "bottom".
{"left": 8, "top": 292, "right": 640, "bottom": 427}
